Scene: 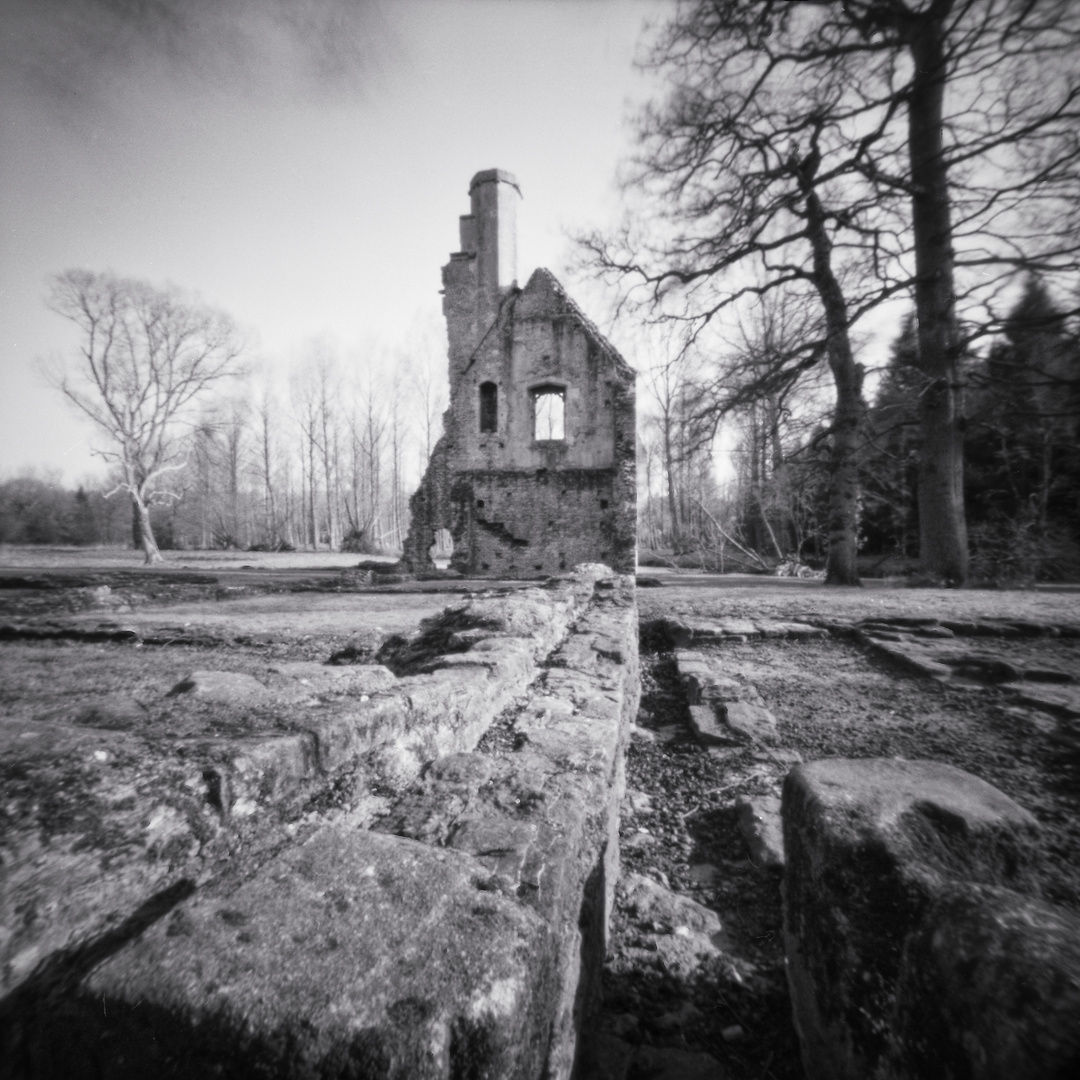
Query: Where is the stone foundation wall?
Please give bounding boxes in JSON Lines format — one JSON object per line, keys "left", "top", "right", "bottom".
{"left": 2, "top": 567, "right": 639, "bottom": 1080}
{"left": 450, "top": 467, "right": 633, "bottom": 578}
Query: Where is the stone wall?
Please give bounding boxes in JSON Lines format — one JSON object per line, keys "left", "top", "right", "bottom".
{"left": 782, "top": 758, "right": 1080, "bottom": 1080}
{"left": 402, "top": 170, "right": 636, "bottom": 578}
{"left": 1, "top": 567, "right": 639, "bottom": 1080}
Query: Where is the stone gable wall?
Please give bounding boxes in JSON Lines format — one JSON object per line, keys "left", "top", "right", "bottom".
{"left": 402, "top": 171, "right": 636, "bottom": 578}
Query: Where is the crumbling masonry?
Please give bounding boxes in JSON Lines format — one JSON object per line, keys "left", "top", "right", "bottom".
{"left": 403, "top": 169, "right": 636, "bottom": 577}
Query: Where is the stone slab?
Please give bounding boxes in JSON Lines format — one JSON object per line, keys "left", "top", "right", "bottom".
{"left": 166, "top": 669, "right": 272, "bottom": 704}
{"left": 1011, "top": 683, "right": 1080, "bottom": 719}
{"left": 782, "top": 758, "right": 1042, "bottom": 1080}
{"left": 854, "top": 631, "right": 953, "bottom": 678}
{"left": 736, "top": 793, "right": 784, "bottom": 869}
{"left": 267, "top": 660, "right": 397, "bottom": 693}
{"left": 676, "top": 651, "right": 775, "bottom": 746}
{"left": 5, "top": 829, "right": 554, "bottom": 1079}
{"left": 688, "top": 703, "right": 735, "bottom": 746}
{"left": 888, "top": 883, "right": 1080, "bottom": 1080}
{"left": 722, "top": 700, "right": 777, "bottom": 744}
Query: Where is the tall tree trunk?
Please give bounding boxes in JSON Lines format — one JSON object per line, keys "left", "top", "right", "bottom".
{"left": 132, "top": 491, "right": 162, "bottom": 564}
{"left": 307, "top": 431, "right": 319, "bottom": 550}
{"left": 131, "top": 499, "right": 142, "bottom": 550}
{"left": 1037, "top": 429, "right": 1051, "bottom": 531}
{"left": 321, "top": 418, "right": 336, "bottom": 551}
{"left": 229, "top": 428, "right": 240, "bottom": 548}
{"left": 907, "top": 7, "right": 968, "bottom": 585}
{"left": 662, "top": 412, "right": 681, "bottom": 552}
{"left": 747, "top": 403, "right": 764, "bottom": 554}
{"left": 801, "top": 174, "right": 864, "bottom": 585}
{"left": 261, "top": 405, "right": 277, "bottom": 545}
{"left": 825, "top": 357, "right": 864, "bottom": 585}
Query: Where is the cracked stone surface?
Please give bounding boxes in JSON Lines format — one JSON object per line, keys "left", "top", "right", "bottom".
{"left": 2, "top": 566, "right": 638, "bottom": 1080}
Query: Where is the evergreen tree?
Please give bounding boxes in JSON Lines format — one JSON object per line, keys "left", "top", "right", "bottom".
{"left": 862, "top": 314, "right": 923, "bottom": 559}
{"left": 966, "top": 277, "right": 1080, "bottom": 579}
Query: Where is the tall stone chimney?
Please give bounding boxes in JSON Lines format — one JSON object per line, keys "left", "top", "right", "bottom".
{"left": 468, "top": 169, "right": 520, "bottom": 309}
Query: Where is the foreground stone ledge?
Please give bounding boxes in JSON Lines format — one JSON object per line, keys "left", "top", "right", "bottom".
{"left": 374, "top": 574, "right": 640, "bottom": 1077}
{"left": 781, "top": 758, "right": 1050, "bottom": 1080}
{"left": 0, "top": 567, "right": 612, "bottom": 1001}
{"left": 4, "top": 829, "right": 555, "bottom": 1080}
{"left": 2, "top": 566, "right": 638, "bottom": 1080}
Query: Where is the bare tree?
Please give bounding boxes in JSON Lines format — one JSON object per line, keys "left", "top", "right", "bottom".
{"left": 254, "top": 384, "right": 281, "bottom": 548}
{"left": 291, "top": 351, "right": 324, "bottom": 549}
{"left": 315, "top": 352, "right": 342, "bottom": 551}
{"left": 647, "top": 355, "right": 690, "bottom": 552}
{"left": 45, "top": 269, "right": 244, "bottom": 563}
{"left": 584, "top": 0, "right": 1080, "bottom": 584}
{"left": 403, "top": 317, "right": 450, "bottom": 476}
{"left": 579, "top": 4, "right": 906, "bottom": 583}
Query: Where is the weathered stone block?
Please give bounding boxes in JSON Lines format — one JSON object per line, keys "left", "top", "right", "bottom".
{"left": 267, "top": 660, "right": 397, "bottom": 693}
{"left": 688, "top": 703, "right": 731, "bottom": 746}
{"left": 7, "top": 829, "right": 554, "bottom": 1080}
{"left": 166, "top": 669, "right": 271, "bottom": 703}
{"left": 736, "top": 793, "right": 784, "bottom": 869}
{"left": 228, "top": 729, "right": 321, "bottom": 804}
{"left": 854, "top": 632, "right": 953, "bottom": 679}
{"left": 722, "top": 700, "right": 777, "bottom": 744}
{"left": 781, "top": 758, "right": 1042, "bottom": 1080}
{"left": 678, "top": 650, "right": 775, "bottom": 746}
{"left": 623, "top": 872, "right": 722, "bottom": 936}
{"left": 675, "top": 650, "right": 764, "bottom": 707}
{"left": 886, "top": 883, "right": 1080, "bottom": 1080}
{"left": 621, "top": 873, "right": 726, "bottom": 976}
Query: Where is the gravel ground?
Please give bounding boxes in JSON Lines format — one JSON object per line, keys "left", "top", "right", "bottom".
{"left": 590, "top": 619, "right": 1080, "bottom": 1080}
{"left": 595, "top": 650, "right": 804, "bottom": 1078}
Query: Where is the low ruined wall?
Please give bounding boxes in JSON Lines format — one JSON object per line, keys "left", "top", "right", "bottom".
{"left": 1, "top": 566, "right": 639, "bottom": 1080}
{"left": 462, "top": 467, "right": 631, "bottom": 578}
{"left": 782, "top": 758, "right": 1080, "bottom": 1080}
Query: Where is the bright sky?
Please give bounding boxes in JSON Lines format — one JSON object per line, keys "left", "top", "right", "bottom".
{"left": 0, "top": 0, "right": 670, "bottom": 485}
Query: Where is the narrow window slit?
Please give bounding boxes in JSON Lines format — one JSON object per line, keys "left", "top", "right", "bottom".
{"left": 479, "top": 382, "right": 498, "bottom": 433}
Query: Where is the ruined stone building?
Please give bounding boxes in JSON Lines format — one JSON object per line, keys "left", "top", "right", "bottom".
{"left": 402, "top": 170, "right": 636, "bottom": 577}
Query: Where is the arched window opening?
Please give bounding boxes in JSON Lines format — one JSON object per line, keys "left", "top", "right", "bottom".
{"left": 532, "top": 385, "right": 565, "bottom": 441}
{"left": 430, "top": 528, "right": 453, "bottom": 570}
{"left": 479, "top": 382, "right": 498, "bottom": 433}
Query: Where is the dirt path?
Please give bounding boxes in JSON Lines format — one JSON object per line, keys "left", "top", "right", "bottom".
{"left": 590, "top": 580, "right": 1080, "bottom": 1079}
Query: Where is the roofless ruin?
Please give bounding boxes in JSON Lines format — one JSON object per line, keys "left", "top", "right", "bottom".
{"left": 403, "top": 169, "right": 637, "bottom": 577}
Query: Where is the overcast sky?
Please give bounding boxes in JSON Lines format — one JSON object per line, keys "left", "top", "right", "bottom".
{"left": 1, "top": 0, "right": 673, "bottom": 485}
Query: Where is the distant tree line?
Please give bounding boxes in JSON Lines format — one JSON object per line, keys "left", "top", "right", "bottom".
{"left": 637, "top": 274, "right": 1080, "bottom": 582}
{"left": 158, "top": 341, "right": 444, "bottom": 555}
{"left": 0, "top": 476, "right": 129, "bottom": 547}
{"left": 22, "top": 271, "right": 446, "bottom": 560}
